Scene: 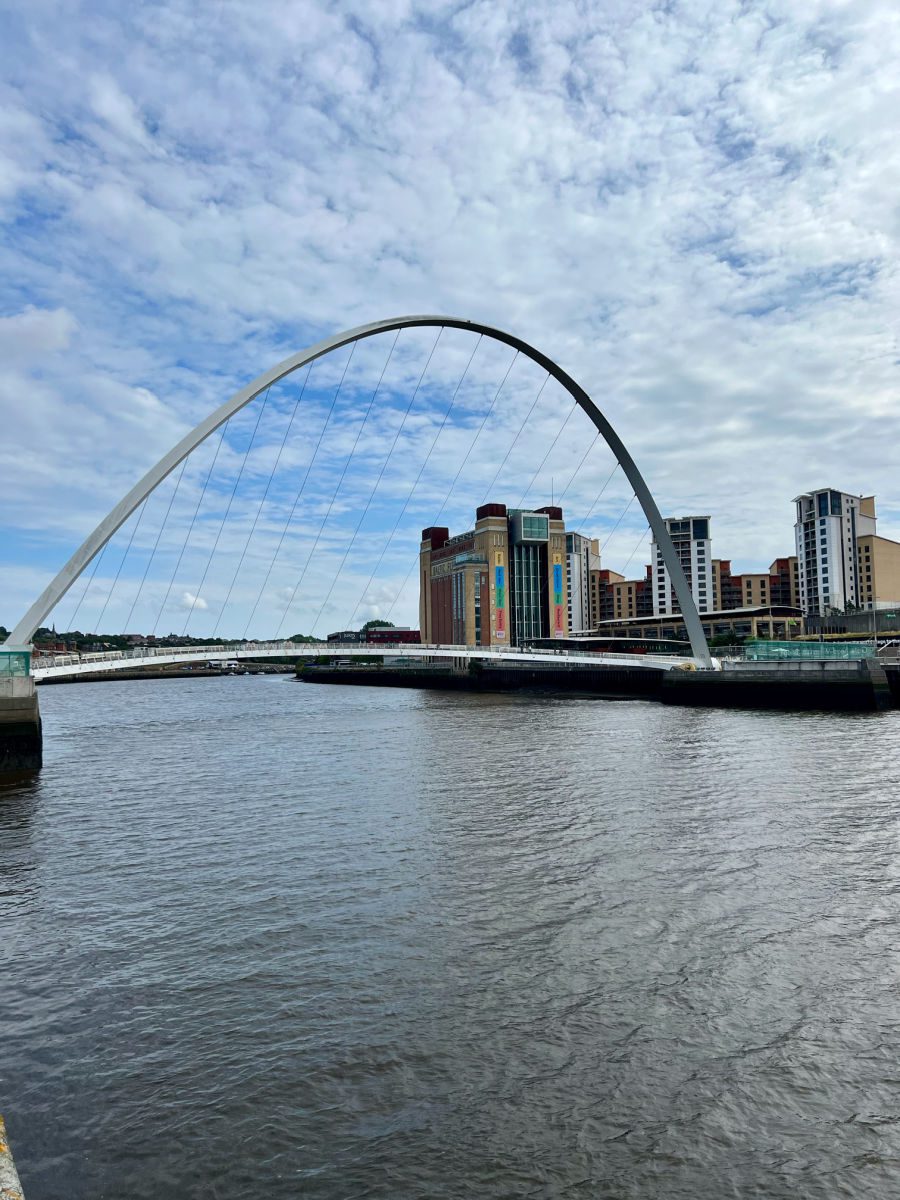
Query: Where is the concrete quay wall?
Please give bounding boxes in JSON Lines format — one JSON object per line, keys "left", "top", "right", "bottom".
{"left": 301, "top": 660, "right": 897, "bottom": 712}
{"left": 0, "top": 676, "right": 43, "bottom": 776}
{"left": 299, "top": 663, "right": 664, "bottom": 700}
{"left": 663, "top": 659, "right": 892, "bottom": 711}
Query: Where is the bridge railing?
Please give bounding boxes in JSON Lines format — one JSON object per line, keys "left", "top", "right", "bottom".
{"left": 31, "top": 639, "right": 698, "bottom": 674}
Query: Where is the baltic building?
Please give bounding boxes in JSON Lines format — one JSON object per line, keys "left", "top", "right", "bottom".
{"left": 419, "top": 503, "right": 570, "bottom": 646}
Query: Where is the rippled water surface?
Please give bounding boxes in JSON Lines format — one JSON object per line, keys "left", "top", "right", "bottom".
{"left": 3, "top": 676, "right": 900, "bottom": 1198}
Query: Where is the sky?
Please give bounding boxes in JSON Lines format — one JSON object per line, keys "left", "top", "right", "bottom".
{"left": 1, "top": 0, "right": 899, "bottom": 639}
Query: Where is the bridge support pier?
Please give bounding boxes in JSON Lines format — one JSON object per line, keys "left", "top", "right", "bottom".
{"left": 0, "top": 648, "right": 42, "bottom": 779}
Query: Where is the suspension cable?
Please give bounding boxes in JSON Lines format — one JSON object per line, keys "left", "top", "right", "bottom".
{"left": 64, "top": 540, "right": 111, "bottom": 635}
{"left": 382, "top": 352, "right": 541, "bottom": 623}
{"left": 619, "top": 524, "right": 650, "bottom": 576}
{"left": 93, "top": 498, "right": 150, "bottom": 634}
{"left": 151, "top": 422, "right": 229, "bottom": 637}
{"left": 557, "top": 433, "right": 600, "bottom": 504}
{"left": 516, "top": 397, "right": 578, "bottom": 509}
{"left": 276, "top": 328, "right": 443, "bottom": 638}
{"left": 121, "top": 459, "right": 189, "bottom": 635}
{"left": 349, "top": 348, "right": 522, "bottom": 630}
{"left": 181, "top": 389, "right": 271, "bottom": 634}
{"left": 212, "top": 366, "right": 313, "bottom": 637}
{"left": 242, "top": 343, "right": 357, "bottom": 640}
{"left": 578, "top": 462, "right": 620, "bottom": 530}
{"left": 309, "top": 332, "right": 482, "bottom": 638}
{"left": 600, "top": 493, "right": 637, "bottom": 554}
{"left": 283, "top": 328, "right": 403, "bottom": 638}
{"left": 480, "top": 373, "right": 549, "bottom": 503}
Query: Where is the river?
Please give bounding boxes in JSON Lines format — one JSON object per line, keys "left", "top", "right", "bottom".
{"left": 2, "top": 676, "right": 900, "bottom": 1198}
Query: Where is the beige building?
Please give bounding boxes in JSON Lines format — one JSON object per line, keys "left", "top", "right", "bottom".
{"left": 588, "top": 567, "right": 610, "bottom": 629}
{"left": 712, "top": 556, "right": 799, "bottom": 611}
{"left": 610, "top": 576, "right": 641, "bottom": 621}
{"left": 857, "top": 534, "right": 900, "bottom": 611}
{"left": 420, "top": 503, "right": 570, "bottom": 646}
{"left": 738, "top": 573, "right": 771, "bottom": 607}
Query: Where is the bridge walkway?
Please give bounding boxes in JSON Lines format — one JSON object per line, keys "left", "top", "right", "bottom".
{"left": 31, "top": 641, "right": 701, "bottom": 681}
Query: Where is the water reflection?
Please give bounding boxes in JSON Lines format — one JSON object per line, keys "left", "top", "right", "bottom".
{"left": 0, "top": 776, "right": 40, "bottom": 908}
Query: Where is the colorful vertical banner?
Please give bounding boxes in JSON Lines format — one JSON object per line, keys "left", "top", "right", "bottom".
{"left": 494, "top": 557, "right": 506, "bottom": 639}
{"left": 552, "top": 562, "right": 563, "bottom": 604}
{"left": 552, "top": 553, "right": 564, "bottom": 637}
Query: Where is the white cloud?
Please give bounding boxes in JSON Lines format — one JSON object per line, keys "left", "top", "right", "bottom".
{"left": 178, "top": 591, "right": 207, "bottom": 612}
{"left": 88, "top": 74, "right": 157, "bottom": 153}
{"left": 0, "top": 305, "right": 77, "bottom": 363}
{"left": 2, "top": 0, "right": 900, "bottom": 636}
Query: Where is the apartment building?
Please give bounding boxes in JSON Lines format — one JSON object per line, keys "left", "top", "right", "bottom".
{"left": 793, "top": 489, "right": 876, "bottom": 615}
{"left": 857, "top": 533, "right": 900, "bottom": 611}
{"left": 651, "top": 516, "right": 713, "bottom": 615}
{"left": 566, "top": 533, "right": 600, "bottom": 633}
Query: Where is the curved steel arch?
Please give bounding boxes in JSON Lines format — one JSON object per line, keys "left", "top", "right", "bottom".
{"left": 6, "top": 315, "right": 712, "bottom": 666}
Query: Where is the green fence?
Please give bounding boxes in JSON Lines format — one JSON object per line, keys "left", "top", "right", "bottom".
{"left": 0, "top": 648, "right": 32, "bottom": 676}
{"left": 745, "top": 640, "right": 874, "bottom": 661}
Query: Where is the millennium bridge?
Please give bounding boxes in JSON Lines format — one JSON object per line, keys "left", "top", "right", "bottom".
{"left": 30, "top": 640, "right": 698, "bottom": 683}
{"left": 2, "top": 314, "right": 716, "bottom": 774}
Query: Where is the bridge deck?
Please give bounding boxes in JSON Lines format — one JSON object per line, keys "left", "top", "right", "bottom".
{"left": 31, "top": 642, "right": 700, "bottom": 680}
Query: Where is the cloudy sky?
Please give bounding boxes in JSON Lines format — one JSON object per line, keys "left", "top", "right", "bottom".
{"left": 2, "top": 0, "right": 898, "bottom": 638}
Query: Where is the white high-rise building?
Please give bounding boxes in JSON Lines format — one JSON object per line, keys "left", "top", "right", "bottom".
{"left": 566, "top": 533, "right": 600, "bottom": 632}
{"left": 793, "top": 489, "right": 876, "bottom": 615}
{"left": 651, "top": 516, "right": 713, "bottom": 616}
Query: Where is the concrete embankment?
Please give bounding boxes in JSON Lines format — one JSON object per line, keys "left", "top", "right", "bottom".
{"left": 300, "top": 663, "right": 665, "bottom": 700}
{"left": 0, "top": 676, "right": 42, "bottom": 775}
{"left": 300, "top": 659, "right": 899, "bottom": 712}
{"left": 0, "top": 1115, "right": 25, "bottom": 1199}
{"left": 662, "top": 659, "right": 893, "bottom": 711}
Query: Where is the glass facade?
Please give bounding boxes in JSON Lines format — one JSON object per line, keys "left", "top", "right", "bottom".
{"left": 451, "top": 572, "right": 465, "bottom": 643}
{"left": 746, "top": 640, "right": 874, "bottom": 661}
{"left": 0, "top": 649, "right": 31, "bottom": 677}
{"left": 511, "top": 543, "right": 546, "bottom": 643}
{"left": 521, "top": 515, "right": 548, "bottom": 540}
{"left": 510, "top": 511, "right": 549, "bottom": 544}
